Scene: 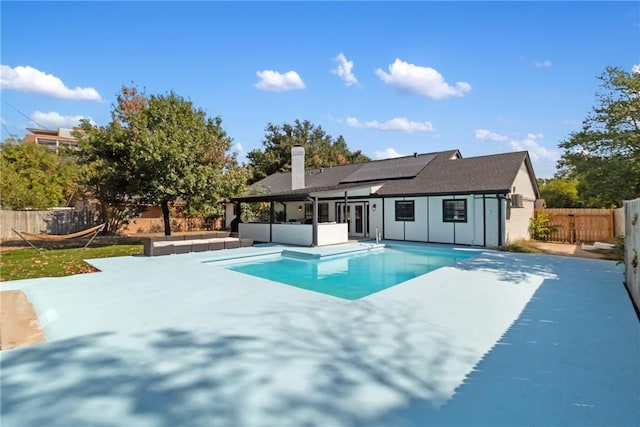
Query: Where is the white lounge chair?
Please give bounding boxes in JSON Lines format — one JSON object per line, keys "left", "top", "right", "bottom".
{"left": 594, "top": 242, "right": 615, "bottom": 250}
{"left": 581, "top": 241, "right": 615, "bottom": 251}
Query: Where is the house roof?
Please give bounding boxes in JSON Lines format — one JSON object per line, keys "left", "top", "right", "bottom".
{"left": 26, "top": 127, "right": 60, "bottom": 136}
{"left": 234, "top": 149, "right": 539, "bottom": 202}
{"left": 378, "top": 150, "right": 538, "bottom": 196}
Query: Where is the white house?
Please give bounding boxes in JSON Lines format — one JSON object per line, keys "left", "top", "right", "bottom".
{"left": 230, "top": 147, "right": 540, "bottom": 247}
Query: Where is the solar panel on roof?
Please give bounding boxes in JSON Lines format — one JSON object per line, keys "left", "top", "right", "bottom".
{"left": 340, "top": 154, "right": 436, "bottom": 183}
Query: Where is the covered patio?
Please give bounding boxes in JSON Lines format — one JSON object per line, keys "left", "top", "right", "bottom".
{"left": 231, "top": 183, "right": 384, "bottom": 246}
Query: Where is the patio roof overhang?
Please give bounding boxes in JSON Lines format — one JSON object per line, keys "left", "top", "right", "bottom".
{"left": 231, "top": 182, "right": 387, "bottom": 204}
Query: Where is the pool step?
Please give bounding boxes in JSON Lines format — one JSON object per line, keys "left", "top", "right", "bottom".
{"left": 282, "top": 243, "right": 385, "bottom": 261}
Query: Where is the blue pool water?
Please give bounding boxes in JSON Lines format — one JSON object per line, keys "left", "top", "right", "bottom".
{"left": 224, "top": 246, "right": 475, "bottom": 300}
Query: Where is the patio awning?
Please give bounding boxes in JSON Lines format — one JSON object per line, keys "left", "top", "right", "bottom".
{"left": 231, "top": 182, "right": 387, "bottom": 203}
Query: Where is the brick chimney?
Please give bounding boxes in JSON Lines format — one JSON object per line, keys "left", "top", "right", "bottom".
{"left": 291, "top": 145, "right": 305, "bottom": 190}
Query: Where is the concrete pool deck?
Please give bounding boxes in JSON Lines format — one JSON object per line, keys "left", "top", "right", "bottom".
{"left": 1, "top": 243, "right": 638, "bottom": 427}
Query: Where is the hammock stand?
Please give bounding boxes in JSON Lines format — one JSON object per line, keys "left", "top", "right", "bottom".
{"left": 11, "top": 223, "right": 105, "bottom": 254}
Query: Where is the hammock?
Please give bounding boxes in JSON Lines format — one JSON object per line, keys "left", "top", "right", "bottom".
{"left": 12, "top": 223, "right": 105, "bottom": 254}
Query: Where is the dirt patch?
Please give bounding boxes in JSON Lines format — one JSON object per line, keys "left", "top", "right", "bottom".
{"left": 530, "top": 242, "right": 608, "bottom": 259}
{"left": 0, "top": 290, "right": 46, "bottom": 350}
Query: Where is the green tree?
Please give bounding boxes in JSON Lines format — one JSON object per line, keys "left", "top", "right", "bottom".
{"left": 77, "top": 86, "right": 244, "bottom": 235}
{"left": 0, "top": 141, "right": 78, "bottom": 209}
{"left": 76, "top": 115, "right": 142, "bottom": 234}
{"left": 181, "top": 153, "right": 250, "bottom": 221}
{"left": 247, "top": 119, "right": 370, "bottom": 183}
{"left": 557, "top": 67, "right": 640, "bottom": 207}
{"left": 538, "top": 178, "right": 580, "bottom": 208}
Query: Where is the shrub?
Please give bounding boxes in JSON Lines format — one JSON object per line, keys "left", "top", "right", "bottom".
{"left": 529, "top": 208, "right": 558, "bottom": 240}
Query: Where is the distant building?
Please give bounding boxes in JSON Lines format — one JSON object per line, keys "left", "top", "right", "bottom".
{"left": 25, "top": 127, "right": 80, "bottom": 153}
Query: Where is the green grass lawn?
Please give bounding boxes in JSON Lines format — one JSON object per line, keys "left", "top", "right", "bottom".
{"left": 0, "top": 244, "right": 143, "bottom": 282}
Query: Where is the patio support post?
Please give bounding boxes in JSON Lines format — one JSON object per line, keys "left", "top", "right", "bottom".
{"left": 312, "top": 197, "right": 318, "bottom": 246}
{"left": 343, "top": 191, "right": 348, "bottom": 223}
{"left": 231, "top": 202, "right": 242, "bottom": 233}
{"left": 269, "top": 201, "right": 274, "bottom": 243}
{"left": 497, "top": 194, "right": 504, "bottom": 247}
{"left": 482, "top": 195, "right": 487, "bottom": 247}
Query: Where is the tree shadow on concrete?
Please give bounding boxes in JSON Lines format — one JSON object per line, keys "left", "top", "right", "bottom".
{"left": 374, "top": 255, "right": 639, "bottom": 427}
{"left": 4, "top": 251, "right": 630, "bottom": 427}
{"left": 455, "top": 250, "right": 566, "bottom": 284}
{"left": 0, "top": 299, "right": 477, "bottom": 427}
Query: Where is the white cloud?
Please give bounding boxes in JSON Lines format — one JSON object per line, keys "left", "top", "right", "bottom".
{"left": 632, "top": 64, "right": 640, "bottom": 74}
{"left": 474, "top": 129, "right": 508, "bottom": 142}
{"left": 31, "top": 111, "right": 93, "bottom": 129}
{"left": 374, "top": 148, "right": 405, "bottom": 159}
{"left": 534, "top": 60, "right": 552, "bottom": 68}
{"left": 475, "top": 128, "right": 560, "bottom": 163}
{"left": 331, "top": 53, "right": 359, "bottom": 87}
{"left": 508, "top": 133, "right": 559, "bottom": 162}
{"left": 346, "top": 116, "right": 433, "bottom": 133}
{"left": 233, "top": 143, "right": 244, "bottom": 154}
{"left": 255, "top": 70, "right": 305, "bottom": 92}
{"left": 375, "top": 58, "right": 471, "bottom": 99}
{"left": 0, "top": 65, "right": 101, "bottom": 101}
{"left": 345, "top": 117, "right": 359, "bottom": 127}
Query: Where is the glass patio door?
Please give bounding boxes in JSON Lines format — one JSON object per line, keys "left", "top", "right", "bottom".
{"left": 349, "top": 203, "right": 365, "bottom": 237}
{"left": 336, "top": 202, "right": 368, "bottom": 237}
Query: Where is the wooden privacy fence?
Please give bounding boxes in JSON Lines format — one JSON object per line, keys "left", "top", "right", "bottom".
{"left": 121, "top": 216, "right": 223, "bottom": 234}
{"left": 535, "top": 208, "right": 616, "bottom": 243}
{"left": 0, "top": 209, "right": 100, "bottom": 241}
{"left": 1, "top": 209, "right": 225, "bottom": 240}
{"left": 614, "top": 207, "right": 625, "bottom": 237}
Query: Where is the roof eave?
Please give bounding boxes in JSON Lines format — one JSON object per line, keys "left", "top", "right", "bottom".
{"left": 523, "top": 153, "right": 541, "bottom": 199}
{"left": 233, "top": 187, "right": 512, "bottom": 203}
{"left": 231, "top": 192, "right": 311, "bottom": 203}
{"left": 377, "top": 189, "right": 511, "bottom": 198}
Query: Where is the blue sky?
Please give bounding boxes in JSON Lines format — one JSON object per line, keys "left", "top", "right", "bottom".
{"left": 1, "top": 1, "right": 638, "bottom": 178}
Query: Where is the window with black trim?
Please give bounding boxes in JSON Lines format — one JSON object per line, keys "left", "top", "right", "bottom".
{"left": 443, "top": 199, "right": 467, "bottom": 222}
{"left": 318, "top": 203, "right": 329, "bottom": 222}
{"left": 395, "top": 200, "right": 415, "bottom": 221}
{"left": 305, "top": 202, "right": 329, "bottom": 222}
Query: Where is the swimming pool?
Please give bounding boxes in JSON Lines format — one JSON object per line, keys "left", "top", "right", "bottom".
{"left": 223, "top": 245, "right": 475, "bottom": 300}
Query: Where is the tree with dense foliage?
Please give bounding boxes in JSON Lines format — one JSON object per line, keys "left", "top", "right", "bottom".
{"left": 0, "top": 141, "right": 79, "bottom": 209}
{"left": 537, "top": 178, "right": 580, "bottom": 208}
{"left": 246, "top": 119, "right": 370, "bottom": 183}
{"left": 76, "top": 115, "right": 142, "bottom": 234}
{"left": 77, "top": 86, "right": 246, "bottom": 235}
{"left": 556, "top": 67, "right": 640, "bottom": 207}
